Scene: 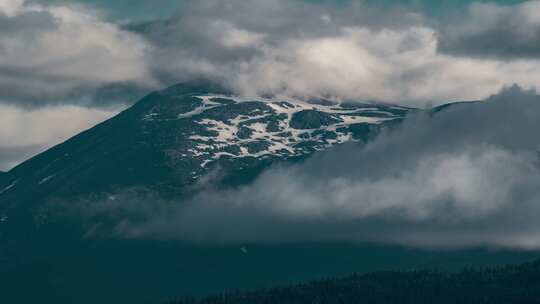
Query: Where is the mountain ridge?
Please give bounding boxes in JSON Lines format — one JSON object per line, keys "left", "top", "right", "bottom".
{"left": 0, "top": 82, "right": 413, "bottom": 208}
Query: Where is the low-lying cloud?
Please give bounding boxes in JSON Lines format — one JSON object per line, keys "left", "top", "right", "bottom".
{"left": 66, "top": 86, "right": 540, "bottom": 250}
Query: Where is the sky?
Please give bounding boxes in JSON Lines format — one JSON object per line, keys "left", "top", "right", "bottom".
{"left": 0, "top": 0, "right": 539, "bottom": 172}
{"left": 35, "top": 0, "right": 528, "bottom": 21}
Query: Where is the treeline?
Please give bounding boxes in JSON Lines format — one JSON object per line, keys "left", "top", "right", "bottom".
{"left": 168, "top": 259, "right": 540, "bottom": 304}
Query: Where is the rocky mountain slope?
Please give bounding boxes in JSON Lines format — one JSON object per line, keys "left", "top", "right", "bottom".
{"left": 0, "top": 82, "right": 410, "bottom": 215}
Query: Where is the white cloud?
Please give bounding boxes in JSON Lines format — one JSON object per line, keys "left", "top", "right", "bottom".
{"left": 138, "top": 0, "right": 540, "bottom": 107}
{"left": 0, "top": 0, "right": 155, "bottom": 105}
{"left": 5, "top": 0, "right": 540, "bottom": 108}
{"left": 231, "top": 26, "right": 540, "bottom": 105}
{"left": 0, "top": 0, "right": 23, "bottom": 15}
{"left": 438, "top": 0, "right": 540, "bottom": 59}
{"left": 216, "top": 21, "right": 266, "bottom": 49}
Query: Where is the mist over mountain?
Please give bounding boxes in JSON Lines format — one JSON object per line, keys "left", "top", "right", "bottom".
{"left": 7, "top": 84, "right": 535, "bottom": 250}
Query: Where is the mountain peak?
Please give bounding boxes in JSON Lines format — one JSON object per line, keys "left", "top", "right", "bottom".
{"left": 159, "top": 81, "right": 230, "bottom": 97}
{"left": 0, "top": 83, "right": 412, "bottom": 203}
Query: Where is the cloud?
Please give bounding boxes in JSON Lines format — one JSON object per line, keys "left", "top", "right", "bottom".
{"left": 129, "top": 0, "right": 540, "bottom": 106}
{"left": 5, "top": 0, "right": 540, "bottom": 108}
{"left": 63, "top": 86, "right": 540, "bottom": 250}
{"left": 0, "top": 0, "right": 155, "bottom": 107}
{"left": 0, "top": 104, "right": 117, "bottom": 170}
{"left": 229, "top": 26, "right": 540, "bottom": 104}
{"left": 0, "top": 0, "right": 24, "bottom": 15}
{"left": 438, "top": 1, "right": 540, "bottom": 59}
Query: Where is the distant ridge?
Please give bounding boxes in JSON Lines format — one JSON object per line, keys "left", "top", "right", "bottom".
{"left": 431, "top": 100, "right": 479, "bottom": 114}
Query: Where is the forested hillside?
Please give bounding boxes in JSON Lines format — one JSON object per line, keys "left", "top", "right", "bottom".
{"left": 170, "top": 259, "right": 540, "bottom": 304}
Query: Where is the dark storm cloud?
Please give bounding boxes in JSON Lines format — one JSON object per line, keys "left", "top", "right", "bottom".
{"left": 438, "top": 1, "right": 540, "bottom": 59}
{"left": 67, "top": 86, "right": 540, "bottom": 249}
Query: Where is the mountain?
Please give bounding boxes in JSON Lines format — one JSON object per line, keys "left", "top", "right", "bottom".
{"left": 171, "top": 259, "right": 540, "bottom": 304}
{"left": 0, "top": 83, "right": 538, "bottom": 304}
{"left": 0, "top": 82, "right": 410, "bottom": 213}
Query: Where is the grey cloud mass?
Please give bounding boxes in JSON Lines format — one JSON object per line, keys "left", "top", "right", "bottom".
{"left": 66, "top": 87, "right": 540, "bottom": 250}
{"left": 4, "top": 0, "right": 540, "bottom": 108}
{"left": 0, "top": 0, "right": 155, "bottom": 107}
{"left": 129, "top": 0, "right": 540, "bottom": 106}
{"left": 131, "top": 0, "right": 424, "bottom": 95}
{"left": 438, "top": 1, "right": 540, "bottom": 59}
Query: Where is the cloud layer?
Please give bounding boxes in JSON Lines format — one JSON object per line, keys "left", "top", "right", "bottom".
{"left": 0, "top": 0, "right": 154, "bottom": 107}
{"left": 67, "top": 87, "right": 540, "bottom": 250}
{"left": 4, "top": 0, "right": 540, "bottom": 108}
{"left": 127, "top": 0, "right": 540, "bottom": 106}
{"left": 438, "top": 1, "right": 540, "bottom": 59}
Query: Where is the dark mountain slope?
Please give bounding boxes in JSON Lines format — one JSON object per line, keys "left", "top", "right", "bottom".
{"left": 0, "top": 83, "right": 230, "bottom": 204}
{"left": 0, "top": 82, "right": 410, "bottom": 217}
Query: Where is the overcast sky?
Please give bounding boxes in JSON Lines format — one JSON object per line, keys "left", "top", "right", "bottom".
{"left": 1, "top": 0, "right": 539, "bottom": 171}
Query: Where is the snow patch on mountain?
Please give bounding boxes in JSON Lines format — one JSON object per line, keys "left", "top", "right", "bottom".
{"left": 38, "top": 174, "right": 56, "bottom": 185}
{"left": 146, "top": 94, "right": 411, "bottom": 168}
